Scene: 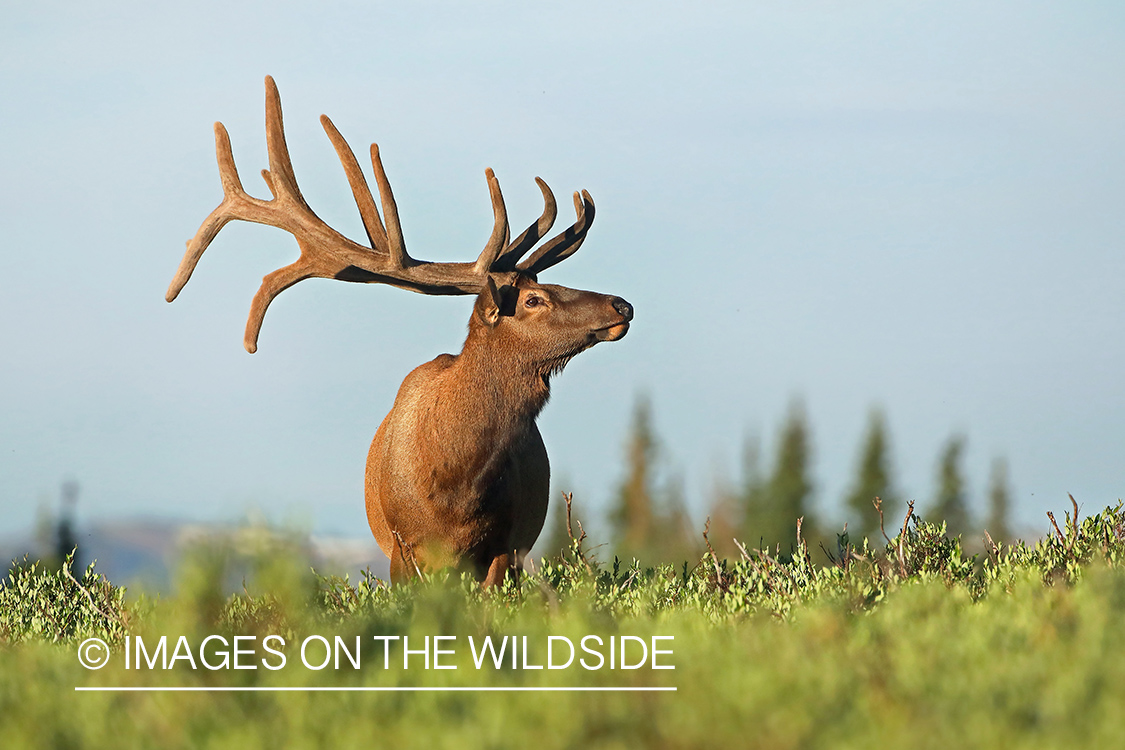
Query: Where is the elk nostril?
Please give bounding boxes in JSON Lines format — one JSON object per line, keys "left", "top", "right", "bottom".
{"left": 612, "top": 297, "right": 634, "bottom": 321}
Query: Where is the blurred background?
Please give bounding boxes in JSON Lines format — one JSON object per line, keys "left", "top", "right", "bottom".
{"left": 2, "top": 2, "right": 1122, "bottom": 586}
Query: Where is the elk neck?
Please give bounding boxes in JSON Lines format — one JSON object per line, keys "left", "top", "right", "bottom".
{"left": 411, "top": 323, "right": 553, "bottom": 498}
{"left": 455, "top": 322, "right": 554, "bottom": 429}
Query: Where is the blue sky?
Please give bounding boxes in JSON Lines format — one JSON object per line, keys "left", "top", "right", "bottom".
{"left": 1, "top": 2, "right": 1122, "bottom": 545}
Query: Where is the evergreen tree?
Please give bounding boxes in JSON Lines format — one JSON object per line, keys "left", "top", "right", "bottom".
{"left": 739, "top": 433, "right": 774, "bottom": 550}
{"left": 769, "top": 402, "right": 814, "bottom": 553}
{"left": 986, "top": 457, "right": 1013, "bottom": 543}
{"left": 743, "top": 402, "right": 814, "bottom": 557}
{"left": 611, "top": 394, "right": 658, "bottom": 559}
{"left": 844, "top": 409, "right": 897, "bottom": 542}
{"left": 610, "top": 394, "right": 698, "bottom": 563}
{"left": 930, "top": 436, "right": 971, "bottom": 537}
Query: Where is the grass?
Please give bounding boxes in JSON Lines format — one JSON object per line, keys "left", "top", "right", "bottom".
{"left": 2, "top": 500, "right": 1124, "bottom": 749}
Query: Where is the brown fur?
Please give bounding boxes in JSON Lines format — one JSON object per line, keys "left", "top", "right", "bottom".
{"left": 365, "top": 275, "right": 632, "bottom": 585}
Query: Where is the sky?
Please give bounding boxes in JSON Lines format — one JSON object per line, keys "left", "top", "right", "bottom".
{"left": 1, "top": 1, "right": 1122, "bottom": 548}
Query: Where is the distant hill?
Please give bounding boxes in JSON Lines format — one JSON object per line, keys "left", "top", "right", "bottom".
{"left": 1, "top": 518, "right": 390, "bottom": 592}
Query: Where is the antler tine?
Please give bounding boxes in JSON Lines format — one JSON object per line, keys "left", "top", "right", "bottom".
{"left": 369, "top": 143, "right": 409, "bottom": 269}
{"left": 492, "top": 177, "right": 557, "bottom": 272}
{"left": 262, "top": 76, "right": 307, "bottom": 208}
{"left": 517, "top": 190, "right": 595, "bottom": 275}
{"left": 244, "top": 257, "right": 316, "bottom": 353}
{"left": 166, "top": 122, "right": 246, "bottom": 302}
{"left": 320, "top": 114, "right": 389, "bottom": 255}
{"left": 168, "top": 78, "right": 315, "bottom": 306}
{"left": 474, "top": 168, "right": 509, "bottom": 275}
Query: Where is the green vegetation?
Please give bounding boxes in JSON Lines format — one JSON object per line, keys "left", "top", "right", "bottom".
{"left": 0, "top": 553, "right": 129, "bottom": 646}
{"left": 3, "top": 499, "right": 1125, "bottom": 748}
{"left": 3, "top": 399, "right": 1095, "bottom": 747}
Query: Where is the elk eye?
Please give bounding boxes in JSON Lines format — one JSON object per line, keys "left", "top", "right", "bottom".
{"left": 524, "top": 296, "right": 542, "bottom": 308}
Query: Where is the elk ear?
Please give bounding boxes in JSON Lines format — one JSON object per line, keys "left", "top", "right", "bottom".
{"left": 474, "top": 276, "right": 504, "bottom": 327}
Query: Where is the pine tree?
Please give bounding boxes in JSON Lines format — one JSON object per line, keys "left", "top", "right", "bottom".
{"left": 844, "top": 409, "right": 897, "bottom": 542}
{"left": 610, "top": 394, "right": 658, "bottom": 561}
{"left": 986, "top": 457, "right": 1013, "bottom": 544}
{"left": 743, "top": 403, "right": 814, "bottom": 557}
{"left": 930, "top": 436, "right": 971, "bottom": 537}
{"left": 770, "top": 402, "right": 814, "bottom": 554}
{"left": 739, "top": 434, "right": 774, "bottom": 550}
{"left": 610, "top": 394, "right": 699, "bottom": 563}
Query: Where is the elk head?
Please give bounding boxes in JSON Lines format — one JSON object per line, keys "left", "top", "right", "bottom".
{"left": 471, "top": 276, "right": 633, "bottom": 383}
{"left": 168, "top": 77, "right": 632, "bottom": 584}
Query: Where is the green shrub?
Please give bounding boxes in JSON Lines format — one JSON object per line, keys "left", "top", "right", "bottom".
{"left": 0, "top": 553, "right": 132, "bottom": 644}
{"left": 2, "top": 502, "right": 1124, "bottom": 748}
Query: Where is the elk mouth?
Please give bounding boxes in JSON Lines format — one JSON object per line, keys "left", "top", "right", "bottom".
{"left": 593, "top": 321, "right": 630, "bottom": 342}
{"left": 587, "top": 296, "right": 632, "bottom": 342}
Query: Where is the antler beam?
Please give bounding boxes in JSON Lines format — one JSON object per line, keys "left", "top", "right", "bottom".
{"left": 167, "top": 76, "right": 594, "bottom": 352}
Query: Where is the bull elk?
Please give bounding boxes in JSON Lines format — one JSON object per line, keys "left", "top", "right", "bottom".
{"left": 167, "top": 77, "right": 633, "bottom": 585}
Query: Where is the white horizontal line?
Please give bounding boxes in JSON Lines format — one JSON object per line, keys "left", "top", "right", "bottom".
{"left": 75, "top": 686, "right": 676, "bottom": 692}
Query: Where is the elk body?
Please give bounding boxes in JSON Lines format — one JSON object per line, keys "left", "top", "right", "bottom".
{"left": 168, "top": 78, "right": 632, "bottom": 585}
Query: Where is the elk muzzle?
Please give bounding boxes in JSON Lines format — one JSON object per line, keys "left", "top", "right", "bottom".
{"left": 594, "top": 296, "right": 633, "bottom": 342}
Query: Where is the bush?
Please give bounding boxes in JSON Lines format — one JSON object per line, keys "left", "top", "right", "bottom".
{"left": 2, "top": 501, "right": 1124, "bottom": 748}
{"left": 0, "top": 553, "right": 132, "bottom": 644}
